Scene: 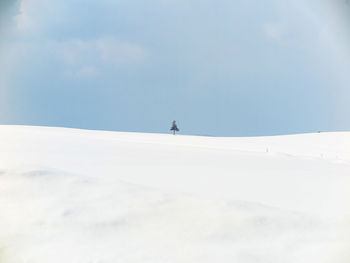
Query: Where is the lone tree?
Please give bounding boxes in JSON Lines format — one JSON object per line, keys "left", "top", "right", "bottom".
{"left": 170, "top": 120, "right": 179, "bottom": 135}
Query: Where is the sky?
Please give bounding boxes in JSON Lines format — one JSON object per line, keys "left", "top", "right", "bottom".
{"left": 0, "top": 0, "right": 350, "bottom": 136}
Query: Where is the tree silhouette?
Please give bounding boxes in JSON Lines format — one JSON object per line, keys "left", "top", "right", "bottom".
{"left": 170, "top": 120, "right": 179, "bottom": 135}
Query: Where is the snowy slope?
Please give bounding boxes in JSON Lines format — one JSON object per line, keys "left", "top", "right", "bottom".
{"left": 0, "top": 125, "right": 350, "bottom": 263}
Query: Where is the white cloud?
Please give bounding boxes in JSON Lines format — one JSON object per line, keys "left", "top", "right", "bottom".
{"left": 262, "top": 23, "right": 285, "bottom": 41}
{"left": 74, "top": 65, "right": 99, "bottom": 79}
{"left": 14, "top": 0, "right": 45, "bottom": 34}
{"left": 60, "top": 37, "right": 148, "bottom": 64}
{"left": 55, "top": 37, "right": 149, "bottom": 78}
{"left": 97, "top": 37, "right": 148, "bottom": 65}
{"left": 3, "top": 0, "right": 150, "bottom": 80}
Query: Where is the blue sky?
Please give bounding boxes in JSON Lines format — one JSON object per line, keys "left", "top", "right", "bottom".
{"left": 0, "top": 0, "right": 350, "bottom": 136}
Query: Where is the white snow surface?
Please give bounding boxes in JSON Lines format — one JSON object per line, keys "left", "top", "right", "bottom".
{"left": 1, "top": 125, "right": 350, "bottom": 263}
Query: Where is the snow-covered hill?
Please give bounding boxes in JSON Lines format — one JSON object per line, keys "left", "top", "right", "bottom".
{"left": 0, "top": 125, "right": 350, "bottom": 263}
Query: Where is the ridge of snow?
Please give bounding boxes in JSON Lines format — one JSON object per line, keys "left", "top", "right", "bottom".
{"left": 1, "top": 125, "right": 349, "bottom": 263}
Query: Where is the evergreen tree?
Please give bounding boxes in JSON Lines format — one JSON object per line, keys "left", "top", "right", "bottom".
{"left": 170, "top": 120, "right": 179, "bottom": 135}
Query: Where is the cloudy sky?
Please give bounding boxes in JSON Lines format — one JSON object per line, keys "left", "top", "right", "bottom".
{"left": 0, "top": 0, "right": 350, "bottom": 136}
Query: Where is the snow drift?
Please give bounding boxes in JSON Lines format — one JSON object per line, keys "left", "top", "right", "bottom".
{"left": 0, "top": 125, "right": 350, "bottom": 263}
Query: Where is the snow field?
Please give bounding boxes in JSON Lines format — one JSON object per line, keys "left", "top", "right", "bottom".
{"left": 0, "top": 126, "right": 350, "bottom": 262}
